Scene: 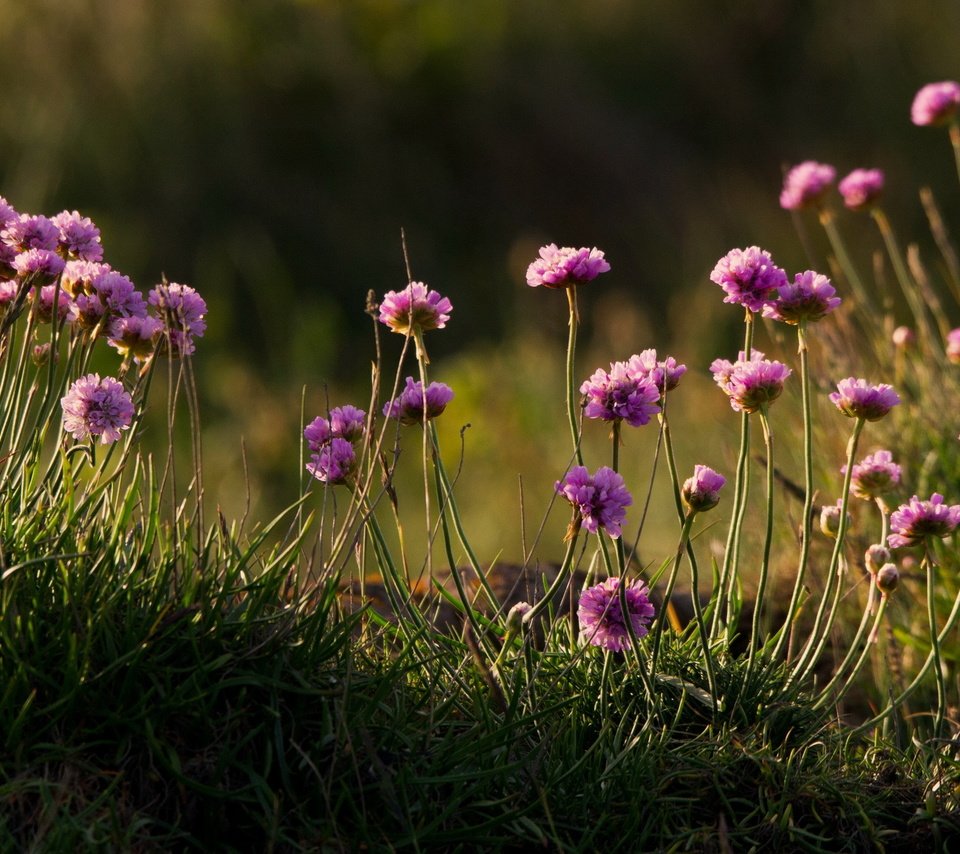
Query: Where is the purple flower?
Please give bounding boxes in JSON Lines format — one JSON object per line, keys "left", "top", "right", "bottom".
{"left": 577, "top": 577, "right": 655, "bottom": 653}
{"left": 107, "top": 315, "right": 163, "bottom": 361}
{"left": 947, "top": 328, "right": 960, "bottom": 365}
{"left": 0, "top": 197, "right": 17, "bottom": 226}
{"left": 75, "top": 271, "right": 146, "bottom": 331}
{"left": 303, "top": 416, "right": 332, "bottom": 452}
{"left": 148, "top": 282, "right": 207, "bottom": 357}
{"left": 712, "top": 353, "right": 792, "bottom": 413}
{"left": 829, "top": 377, "right": 900, "bottom": 421}
{"left": 779, "top": 161, "right": 836, "bottom": 210}
{"left": 556, "top": 465, "right": 632, "bottom": 538}
{"left": 1, "top": 214, "right": 59, "bottom": 253}
{"left": 911, "top": 81, "right": 960, "bottom": 127}
{"left": 30, "top": 285, "right": 74, "bottom": 324}
{"left": 710, "top": 246, "right": 788, "bottom": 313}
{"left": 61, "top": 373, "right": 135, "bottom": 444}
{"left": 526, "top": 244, "right": 611, "bottom": 289}
{"left": 13, "top": 248, "right": 65, "bottom": 285}
{"left": 842, "top": 450, "right": 901, "bottom": 500}
{"left": 51, "top": 210, "right": 103, "bottom": 261}
{"left": 0, "top": 243, "right": 16, "bottom": 281}
{"left": 330, "top": 405, "right": 367, "bottom": 442}
{"left": 888, "top": 493, "right": 960, "bottom": 548}
{"left": 838, "top": 169, "right": 885, "bottom": 211}
{"left": 383, "top": 377, "right": 453, "bottom": 425}
{"left": 0, "top": 281, "right": 20, "bottom": 312}
{"left": 378, "top": 282, "right": 452, "bottom": 335}
{"left": 682, "top": 465, "right": 726, "bottom": 513}
{"left": 762, "top": 270, "right": 841, "bottom": 325}
{"left": 306, "top": 437, "right": 357, "bottom": 485}
{"left": 580, "top": 359, "right": 660, "bottom": 427}
{"left": 61, "top": 260, "right": 110, "bottom": 298}
{"left": 627, "top": 349, "right": 687, "bottom": 393}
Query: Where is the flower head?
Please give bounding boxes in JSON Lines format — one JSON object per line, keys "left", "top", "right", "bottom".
{"left": 51, "top": 210, "right": 103, "bottom": 261}
{"left": 378, "top": 282, "right": 452, "bottom": 335}
{"left": 30, "top": 285, "right": 74, "bottom": 324}
{"left": 843, "top": 449, "right": 901, "bottom": 500}
{"left": 762, "top": 270, "right": 841, "bottom": 324}
{"left": 1, "top": 214, "right": 59, "bottom": 253}
{"left": 712, "top": 353, "right": 791, "bottom": 413}
{"left": 911, "top": 81, "right": 960, "bottom": 127}
{"left": 682, "top": 465, "right": 726, "bottom": 513}
{"left": 148, "top": 282, "right": 207, "bottom": 356}
{"left": 710, "top": 246, "right": 788, "bottom": 313}
{"left": 61, "top": 373, "right": 135, "bottom": 444}
{"left": 829, "top": 377, "right": 900, "bottom": 421}
{"left": 383, "top": 377, "right": 453, "bottom": 425}
{"left": 306, "top": 437, "right": 357, "bottom": 485}
{"left": 556, "top": 465, "right": 632, "bottom": 538}
{"left": 107, "top": 315, "right": 163, "bottom": 361}
{"left": 780, "top": 161, "right": 836, "bottom": 210}
{"left": 61, "top": 260, "right": 111, "bottom": 298}
{"left": 838, "top": 169, "right": 885, "bottom": 211}
{"left": 0, "top": 197, "right": 17, "bottom": 226}
{"left": 577, "top": 577, "right": 655, "bottom": 652}
{"left": 525, "top": 244, "right": 610, "bottom": 289}
{"left": 627, "top": 349, "right": 687, "bottom": 393}
{"left": 580, "top": 359, "right": 660, "bottom": 427}
{"left": 947, "top": 328, "right": 960, "bottom": 365}
{"left": 329, "top": 405, "right": 367, "bottom": 442}
{"left": 13, "top": 248, "right": 65, "bottom": 285}
{"left": 888, "top": 493, "right": 960, "bottom": 548}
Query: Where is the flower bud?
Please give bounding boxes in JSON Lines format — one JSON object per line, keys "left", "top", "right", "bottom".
{"left": 876, "top": 563, "right": 899, "bottom": 595}
{"left": 820, "top": 501, "right": 851, "bottom": 538}
{"left": 865, "top": 544, "right": 891, "bottom": 575}
{"left": 505, "top": 601, "right": 532, "bottom": 636}
{"left": 31, "top": 342, "right": 51, "bottom": 366}
{"left": 892, "top": 326, "right": 915, "bottom": 349}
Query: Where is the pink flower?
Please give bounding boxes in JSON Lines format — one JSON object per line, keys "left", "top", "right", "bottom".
{"left": 710, "top": 247, "right": 787, "bottom": 313}
{"left": 829, "top": 378, "right": 900, "bottom": 421}
{"left": 51, "top": 210, "right": 103, "bottom": 261}
{"left": 762, "top": 270, "right": 841, "bottom": 324}
{"left": 61, "top": 374, "right": 135, "bottom": 444}
{"left": 682, "top": 465, "right": 726, "bottom": 513}
{"left": 838, "top": 169, "right": 885, "bottom": 211}
{"left": 711, "top": 352, "right": 791, "bottom": 413}
{"left": 378, "top": 282, "right": 452, "bottom": 335}
{"left": 526, "top": 244, "right": 610, "bottom": 289}
{"left": 780, "top": 161, "right": 836, "bottom": 210}
{"left": 888, "top": 494, "right": 960, "bottom": 548}
{"left": 580, "top": 359, "right": 660, "bottom": 427}
{"left": 578, "top": 577, "right": 655, "bottom": 652}
{"left": 946, "top": 328, "right": 960, "bottom": 365}
{"left": 556, "top": 465, "right": 632, "bottom": 538}
{"left": 842, "top": 450, "right": 901, "bottom": 500}
{"left": 911, "top": 81, "right": 960, "bottom": 127}
{"left": 383, "top": 378, "right": 453, "bottom": 425}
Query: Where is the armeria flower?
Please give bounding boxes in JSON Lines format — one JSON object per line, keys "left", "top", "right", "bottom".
{"left": 0, "top": 243, "right": 16, "bottom": 281}
{"left": 1, "top": 214, "right": 59, "bottom": 253}
{"left": 525, "top": 244, "right": 611, "bottom": 289}
{"left": 13, "top": 248, "right": 65, "bottom": 285}
{"left": 762, "top": 269, "right": 841, "bottom": 324}
{"left": 711, "top": 353, "right": 791, "bottom": 413}
{"left": 779, "top": 161, "right": 836, "bottom": 210}
{"left": 51, "top": 210, "right": 103, "bottom": 261}
{"left": 30, "top": 285, "right": 74, "bottom": 324}
{"left": 710, "top": 246, "right": 788, "bottom": 313}
{"left": 875, "top": 563, "right": 899, "bottom": 596}
{"left": 820, "top": 499, "right": 851, "bottom": 538}
{"left": 626, "top": 349, "right": 687, "bottom": 393}
{"left": 829, "top": 377, "right": 900, "bottom": 421}
{"left": 911, "top": 81, "right": 960, "bottom": 127}
{"left": 0, "top": 197, "right": 17, "bottom": 226}
{"left": 61, "top": 260, "right": 111, "bottom": 298}
{"left": 580, "top": 359, "right": 660, "bottom": 427}
{"left": 107, "top": 315, "right": 163, "bottom": 361}
{"left": 838, "top": 169, "right": 885, "bottom": 211}
{"left": 305, "top": 437, "right": 356, "bottom": 485}
{"left": 148, "top": 282, "right": 207, "bottom": 356}
{"left": 329, "top": 405, "right": 367, "bottom": 442}
{"left": 556, "top": 465, "right": 632, "bottom": 538}
{"left": 383, "top": 377, "right": 453, "bottom": 425}
{"left": 893, "top": 326, "right": 915, "bottom": 349}
{"left": 61, "top": 373, "right": 135, "bottom": 444}
{"left": 378, "top": 282, "right": 452, "bottom": 335}
{"left": 946, "top": 328, "right": 960, "bottom": 365}
{"left": 577, "top": 577, "right": 655, "bottom": 653}
{"left": 888, "top": 493, "right": 960, "bottom": 548}
{"left": 865, "top": 544, "right": 891, "bottom": 575}
{"left": 842, "top": 449, "right": 901, "bottom": 500}
{"left": 0, "top": 281, "right": 20, "bottom": 311}
{"left": 682, "top": 465, "right": 726, "bottom": 513}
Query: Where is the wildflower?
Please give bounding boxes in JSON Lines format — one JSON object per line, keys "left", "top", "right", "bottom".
{"left": 61, "top": 373, "right": 135, "bottom": 444}
{"left": 875, "top": 563, "right": 899, "bottom": 595}
{"left": 556, "top": 465, "right": 632, "bottom": 538}
{"left": 0, "top": 281, "right": 19, "bottom": 312}
{"left": 305, "top": 437, "right": 356, "bottom": 485}
{"left": 820, "top": 500, "right": 851, "bottom": 538}
{"left": 378, "top": 282, "right": 452, "bottom": 335}
{"left": 525, "top": 244, "right": 610, "bottom": 289}
{"left": 947, "top": 328, "right": 960, "bottom": 365}
{"left": 710, "top": 247, "right": 788, "bottom": 313}
{"left": 711, "top": 353, "right": 791, "bottom": 413}
{"left": 89, "top": 271, "right": 147, "bottom": 320}
{"left": 865, "top": 544, "right": 891, "bottom": 575}
{"left": 580, "top": 359, "right": 660, "bottom": 427}
{"left": 682, "top": 465, "right": 726, "bottom": 513}
{"left": 51, "top": 210, "right": 103, "bottom": 261}
{"left": 829, "top": 377, "right": 900, "bottom": 421}
{"left": 892, "top": 326, "right": 915, "bottom": 349}
{"left": 910, "top": 81, "right": 960, "bottom": 127}
{"left": 329, "top": 405, "right": 367, "bottom": 442}
{"left": 1, "top": 214, "right": 59, "bottom": 253}
{"left": 61, "top": 260, "right": 110, "bottom": 298}
{"left": 843, "top": 449, "right": 901, "bottom": 500}
{"left": 0, "top": 197, "right": 17, "bottom": 225}
{"left": 383, "top": 377, "right": 454, "bottom": 425}
{"left": 30, "top": 285, "right": 74, "bottom": 324}
{"left": 13, "top": 248, "right": 65, "bottom": 286}
{"left": 762, "top": 269, "right": 841, "bottom": 324}
{"left": 0, "top": 243, "right": 15, "bottom": 281}
{"left": 578, "top": 577, "right": 655, "bottom": 653}
{"left": 838, "top": 169, "right": 885, "bottom": 211}
{"left": 627, "top": 349, "right": 687, "bottom": 393}
{"left": 888, "top": 493, "right": 960, "bottom": 549}
{"left": 148, "top": 282, "right": 207, "bottom": 357}
{"left": 779, "top": 161, "right": 836, "bottom": 210}
{"left": 504, "top": 601, "right": 532, "bottom": 637}
{"left": 107, "top": 315, "right": 163, "bottom": 361}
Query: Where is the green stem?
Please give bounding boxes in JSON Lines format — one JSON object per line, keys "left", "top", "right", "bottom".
{"left": 925, "top": 548, "right": 946, "bottom": 741}
{"left": 950, "top": 122, "right": 960, "bottom": 191}
{"left": 522, "top": 520, "right": 579, "bottom": 627}
{"left": 651, "top": 512, "right": 695, "bottom": 676}
{"left": 745, "top": 409, "right": 775, "bottom": 678}
{"left": 565, "top": 285, "right": 583, "bottom": 467}
{"left": 611, "top": 420, "right": 626, "bottom": 575}
{"left": 413, "top": 329, "right": 433, "bottom": 582}
{"left": 818, "top": 207, "right": 874, "bottom": 318}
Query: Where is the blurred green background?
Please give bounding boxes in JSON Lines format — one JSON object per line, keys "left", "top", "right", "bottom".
{"left": 2, "top": 0, "right": 958, "bottom": 564}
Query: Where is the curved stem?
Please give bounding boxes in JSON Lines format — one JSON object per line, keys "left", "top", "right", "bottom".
{"left": 818, "top": 207, "right": 874, "bottom": 318}
{"left": 565, "top": 286, "right": 583, "bottom": 467}
{"left": 413, "top": 329, "right": 433, "bottom": 582}
{"left": 611, "top": 420, "right": 626, "bottom": 575}
{"left": 926, "top": 548, "right": 946, "bottom": 741}
{"left": 522, "top": 520, "right": 580, "bottom": 627}
{"left": 651, "top": 512, "right": 695, "bottom": 676}
{"left": 746, "top": 409, "right": 775, "bottom": 678}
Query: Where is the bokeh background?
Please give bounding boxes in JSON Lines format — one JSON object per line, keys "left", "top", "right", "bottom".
{"left": 2, "top": 0, "right": 958, "bottom": 565}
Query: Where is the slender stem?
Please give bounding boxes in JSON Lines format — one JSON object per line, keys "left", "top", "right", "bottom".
{"left": 818, "top": 207, "right": 874, "bottom": 317}
{"left": 950, "top": 122, "right": 960, "bottom": 191}
{"left": 925, "top": 548, "right": 946, "bottom": 741}
{"left": 522, "top": 520, "right": 579, "bottom": 627}
{"left": 685, "top": 514, "right": 719, "bottom": 716}
{"left": 651, "top": 512, "right": 695, "bottom": 676}
{"left": 565, "top": 286, "right": 583, "bottom": 467}
{"left": 413, "top": 329, "right": 433, "bottom": 582}
{"left": 745, "top": 409, "right": 775, "bottom": 678}
{"left": 611, "top": 420, "right": 626, "bottom": 575}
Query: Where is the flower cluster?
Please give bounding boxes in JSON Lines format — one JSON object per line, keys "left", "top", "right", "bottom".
{"left": 779, "top": 161, "right": 836, "bottom": 210}
{"left": 911, "top": 80, "right": 960, "bottom": 127}
{"left": 711, "top": 351, "right": 792, "bottom": 413}
{"left": 149, "top": 282, "right": 208, "bottom": 357}
{"left": 762, "top": 269, "right": 841, "bottom": 325}
{"left": 304, "top": 405, "right": 367, "bottom": 485}
{"left": 627, "top": 349, "right": 687, "bottom": 393}
{"left": 383, "top": 377, "right": 454, "bottom": 425}
{"left": 946, "top": 328, "right": 960, "bottom": 365}
{"left": 61, "top": 374, "right": 135, "bottom": 445}
{"left": 710, "top": 246, "right": 788, "bottom": 313}
{"left": 829, "top": 378, "right": 900, "bottom": 421}
{"left": 838, "top": 168, "right": 885, "bottom": 211}
{"left": 888, "top": 494, "right": 960, "bottom": 549}
{"left": 577, "top": 577, "right": 655, "bottom": 653}
{"left": 526, "top": 244, "right": 610, "bottom": 289}
{"left": 556, "top": 465, "right": 632, "bottom": 538}
{"left": 843, "top": 449, "right": 901, "bottom": 500}
{"left": 379, "top": 282, "right": 452, "bottom": 335}
{"left": 580, "top": 358, "right": 660, "bottom": 427}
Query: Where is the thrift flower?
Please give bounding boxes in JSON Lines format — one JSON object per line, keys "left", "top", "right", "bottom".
{"left": 329, "top": 405, "right": 367, "bottom": 442}
{"left": 829, "top": 378, "right": 900, "bottom": 421}
{"left": 843, "top": 449, "right": 901, "bottom": 500}
{"left": 577, "top": 577, "right": 655, "bottom": 653}
{"left": 627, "top": 349, "right": 687, "bottom": 393}
{"left": 710, "top": 246, "right": 787, "bottom": 313}
{"left": 61, "top": 374, "right": 134, "bottom": 444}
{"left": 378, "top": 282, "right": 452, "bottom": 334}
{"left": 306, "top": 437, "right": 356, "bottom": 485}
{"left": 762, "top": 269, "right": 841, "bottom": 324}
{"left": 61, "top": 260, "right": 110, "bottom": 298}
{"left": 865, "top": 544, "right": 891, "bottom": 575}
{"left": 13, "top": 248, "right": 65, "bottom": 285}
{"left": 888, "top": 493, "right": 960, "bottom": 549}
{"left": 779, "top": 161, "right": 836, "bottom": 210}
{"left": 893, "top": 326, "right": 915, "bottom": 349}
{"left": 0, "top": 197, "right": 17, "bottom": 226}
{"left": 911, "top": 81, "right": 960, "bottom": 127}
{"left": 383, "top": 377, "right": 453, "bottom": 425}
{"left": 580, "top": 359, "right": 660, "bottom": 427}
{"left": 525, "top": 244, "right": 610, "bottom": 289}
{"left": 682, "top": 465, "right": 726, "bottom": 513}
{"left": 711, "top": 353, "right": 791, "bottom": 413}
{"left": 1, "top": 214, "right": 59, "bottom": 253}
{"left": 107, "top": 315, "right": 163, "bottom": 361}
{"left": 820, "top": 500, "right": 851, "bottom": 538}
{"left": 946, "top": 328, "right": 960, "bottom": 365}
{"left": 838, "top": 169, "right": 885, "bottom": 211}
{"left": 51, "top": 210, "right": 103, "bottom": 261}
{"left": 556, "top": 465, "right": 632, "bottom": 538}
{"left": 504, "top": 601, "right": 532, "bottom": 636}
{"left": 31, "top": 285, "right": 74, "bottom": 324}
{"left": 149, "top": 282, "right": 207, "bottom": 356}
{"left": 0, "top": 243, "right": 16, "bottom": 281}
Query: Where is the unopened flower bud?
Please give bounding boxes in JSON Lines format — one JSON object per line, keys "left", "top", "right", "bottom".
{"left": 820, "top": 501, "right": 851, "bottom": 538}
{"left": 32, "top": 342, "right": 51, "bottom": 366}
{"left": 892, "top": 326, "right": 915, "bottom": 349}
{"left": 505, "top": 601, "right": 532, "bottom": 636}
{"left": 865, "top": 544, "right": 891, "bottom": 575}
{"left": 876, "top": 563, "right": 899, "bottom": 595}
{"left": 681, "top": 465, "right": 726, "bottom": 513}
